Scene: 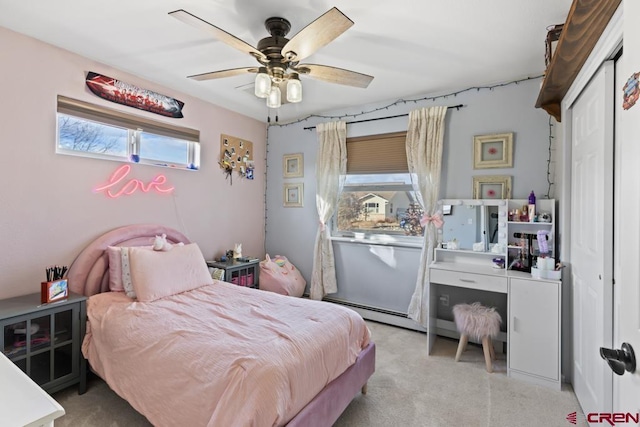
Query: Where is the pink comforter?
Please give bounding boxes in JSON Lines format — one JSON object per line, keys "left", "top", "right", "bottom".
{"left": 82, "top": 281, "right": 371, "bottom": 427}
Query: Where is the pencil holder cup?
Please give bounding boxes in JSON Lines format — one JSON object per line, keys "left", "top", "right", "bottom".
{"left": 41, "top": 279, "right": 69, "bottom": 304}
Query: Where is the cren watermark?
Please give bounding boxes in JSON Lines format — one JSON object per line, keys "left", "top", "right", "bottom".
{"left": 567, "top": 411, "right": 640, "bottom": 425}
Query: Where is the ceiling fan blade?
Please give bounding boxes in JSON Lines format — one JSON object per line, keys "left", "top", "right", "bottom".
{"left": 281, "top": 7, "right": 353, "bottom": 62}
{"left": 169, "top": 9, "right": 266, "bottom": 61}
{"left": 294, "top": 64, "right": 373, "bottom": 88}
{"left": 188, "top": 67, "right": 259, "bottom": 81}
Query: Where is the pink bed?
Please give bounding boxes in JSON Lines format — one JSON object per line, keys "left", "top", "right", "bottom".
{"left": 67, "top": 224, "right": 375, "bottom": 427}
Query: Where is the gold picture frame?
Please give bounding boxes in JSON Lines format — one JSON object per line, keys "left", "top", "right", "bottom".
{"left": 473, "top": 175, "right": 512, "bottom": 199}
{"left": 283, "top": 153, "right": 304, "bottom": 178}
{"left": 283, "top": 183, "right": 304, "bottom": 207}
{"left": 473, "top": 133, "right": 513, "bottom": 169}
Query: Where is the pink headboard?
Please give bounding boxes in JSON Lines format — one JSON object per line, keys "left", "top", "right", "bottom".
{"left": 67, "top": 224, "right": 190, "bottom": 296}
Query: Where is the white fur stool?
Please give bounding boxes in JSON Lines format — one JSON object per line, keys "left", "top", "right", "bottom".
{"left": 452, "top": 302, "right": 502, "bottom": 373}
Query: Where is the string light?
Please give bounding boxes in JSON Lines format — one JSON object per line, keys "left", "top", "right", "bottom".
{"left": 264, "top": 74, "right": 557, "bottom": 236}
{"left": 269, "top": 75, "right": 543, "bottom": 128}
{"left": 545, "top": 115, "right": 555, "bottom": 199}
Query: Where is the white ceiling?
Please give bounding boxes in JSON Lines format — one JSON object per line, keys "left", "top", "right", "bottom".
{"left": 0, "top": 0, "right": 572, "bottom": 123}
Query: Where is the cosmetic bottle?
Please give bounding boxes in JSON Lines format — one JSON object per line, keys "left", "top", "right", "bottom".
{"left": 528, "top": 191, "right": 536, "bottom": 205}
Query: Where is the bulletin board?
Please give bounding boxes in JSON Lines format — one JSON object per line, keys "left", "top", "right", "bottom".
{"left": 219, "top": 134, "right": 254, "bottom": 177}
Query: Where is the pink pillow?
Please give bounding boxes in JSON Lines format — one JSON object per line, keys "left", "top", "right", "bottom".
{"left": 128, "top": 243, "right": 213, "bottom": 302}
{"left": 107, "top": 246, "right": 125, "bottom": 292}
{"left": 107, "top": 245, "right": 152, "bottom": 292}
{"left": 259, "top": 254, "right": 306, "bottom": 297}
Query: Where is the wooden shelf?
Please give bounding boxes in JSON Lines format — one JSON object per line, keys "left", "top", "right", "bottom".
{"left": 535, "top": 0, "right": 621, "bottom": 122}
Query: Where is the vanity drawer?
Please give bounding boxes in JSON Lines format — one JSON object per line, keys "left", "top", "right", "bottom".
{"left": 429, "top": 268, "right": 508, "bottom": 293}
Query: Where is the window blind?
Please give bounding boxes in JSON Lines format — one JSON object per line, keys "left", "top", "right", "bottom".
{"left": 57, "top": 95, "right": 200, "bottom": 142}
{"left": 346, "top": 132, "right": 408, "bottom": 174}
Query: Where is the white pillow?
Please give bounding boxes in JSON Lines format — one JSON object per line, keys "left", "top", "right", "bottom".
{"left": 121, "top": 247, "right": 136, "bottom": 299}
{"left": 128, "top": 243, "right": 213, "bottom": 302}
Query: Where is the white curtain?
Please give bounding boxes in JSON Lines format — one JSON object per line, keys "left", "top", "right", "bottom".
{"left": 406, "top": 106, "right": 448, "bottom": 326}
{"left": 310, "top": 121, "right": 347, "bottom": 300}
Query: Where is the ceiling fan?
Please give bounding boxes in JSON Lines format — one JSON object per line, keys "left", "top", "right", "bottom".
{"left": 168, "top": 7, "right": 374, "bottom": 109}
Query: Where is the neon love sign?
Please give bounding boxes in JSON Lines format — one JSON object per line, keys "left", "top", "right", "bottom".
{"left": 93, "top": 164, "right": 174, "bottom": 198}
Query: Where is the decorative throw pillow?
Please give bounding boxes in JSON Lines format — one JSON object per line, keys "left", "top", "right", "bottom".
{"left": 129, "top": 243, "right": 213, "bottom": 302}
{"left": 107, "top": 245, "right": 153, "bottom": 292}
{"left": 259, "top": 254, "right": 306, "bottom": 297}
{"left": 121, "top": 247, "right": 136, "bottom": 299}
{"left": 106, "top": 246, "right": 125, "bottom": 292}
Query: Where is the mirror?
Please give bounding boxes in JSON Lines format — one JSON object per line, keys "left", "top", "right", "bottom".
{"left": 438, "top": 199, "right": 507, "bottom": 253}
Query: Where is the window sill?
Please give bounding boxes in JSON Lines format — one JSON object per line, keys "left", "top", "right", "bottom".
{"left": 330, "top": 236, "right": 423, "bottom": 249}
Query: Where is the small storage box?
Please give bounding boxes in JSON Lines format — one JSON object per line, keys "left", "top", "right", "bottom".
{"left": 531, "top": 267, "right": 562, "bottom": 281}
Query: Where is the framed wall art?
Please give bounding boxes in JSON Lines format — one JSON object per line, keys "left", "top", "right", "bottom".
{"left": 473, "top": 175, "right": 512, "bottom": 199}
{"left": 283, "top": 153, "right": 304, "bottom": 178}
{"left": 473, "top": 132, "right": 513, "bottom": 169}
{"left": 283, "top": 183, "right": 304, "bottom": 207}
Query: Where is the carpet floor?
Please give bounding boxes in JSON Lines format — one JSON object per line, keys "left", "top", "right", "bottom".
{"left": 53, "top": 320, "right": 586, "bottom": 426}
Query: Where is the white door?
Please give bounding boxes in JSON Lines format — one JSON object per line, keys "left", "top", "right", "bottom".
{"left": 614, "top": 51, "right": 640, "bottom": 413}
{"left": 571, "top": 61, "right": 614, "bottom": 415}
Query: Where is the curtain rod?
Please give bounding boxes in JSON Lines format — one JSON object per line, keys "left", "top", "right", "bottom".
{"left": 302, "top": 104, "right": 465, "bottom": 131}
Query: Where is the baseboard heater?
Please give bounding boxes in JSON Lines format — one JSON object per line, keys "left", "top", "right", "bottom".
{"left": 321, "top": 296, "right": 427, "bottom": 333}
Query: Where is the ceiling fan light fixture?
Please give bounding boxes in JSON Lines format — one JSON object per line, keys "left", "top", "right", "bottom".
{"left": 266, "top": 85, "right": 281, "bottom": 109}
{"left": 286, "top": 74, "right": 302, "bottom": 103}
{"left": 172, "top": 7, "right": 374, "bottom": 114}
{"left": 254, "top": 68, "right": 271, "bottom": 98}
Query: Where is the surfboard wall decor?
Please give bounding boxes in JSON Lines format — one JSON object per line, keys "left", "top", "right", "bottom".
{"left": 85, "top": 71, "right": 185, "bottom": 118}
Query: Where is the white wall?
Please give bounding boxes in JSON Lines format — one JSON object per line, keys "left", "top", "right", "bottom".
{"left": 0, "top": 27, "right": 267, "bottom": 299}
{"left": 266, "top": 77, "right": 553, "bottom": 315}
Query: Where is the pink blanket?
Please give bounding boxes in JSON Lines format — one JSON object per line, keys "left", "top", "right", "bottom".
{"left": 83, "top": 281, "right": 371, "bottom": 427}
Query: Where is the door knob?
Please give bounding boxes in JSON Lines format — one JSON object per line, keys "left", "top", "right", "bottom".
{"left": 599, "top": 343, "right": 636, "bottom": 375}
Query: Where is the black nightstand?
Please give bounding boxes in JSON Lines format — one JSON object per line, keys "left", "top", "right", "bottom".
{"left": 207, "top": 259, "right": 260, "bottom": 288}
{"left": 0, "top": 292, "right": 87, "bottom": 394}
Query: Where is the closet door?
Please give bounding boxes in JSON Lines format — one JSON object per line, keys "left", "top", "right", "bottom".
{"left": 570, "top": 60, "right": 614, "bottom": 415}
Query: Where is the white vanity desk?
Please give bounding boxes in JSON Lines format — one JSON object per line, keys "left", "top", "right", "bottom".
{"left": 428, "top": 199, "right": 561, "bottom": 389}
{"left": 0, "top": 352, "right": 65, "bottom": 426}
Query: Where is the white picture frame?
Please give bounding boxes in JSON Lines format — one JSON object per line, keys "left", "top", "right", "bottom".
{"left": 473, "top": 133, "right": 514, "bottom": 169}
{"left": 472, "top": 175, "right": 512, "bottom": 199}
{"left": 283, "top": 153, "right": 304, "bottom": 178}
{"left": 283, "top": 183, "right": 303, "bottom": 207}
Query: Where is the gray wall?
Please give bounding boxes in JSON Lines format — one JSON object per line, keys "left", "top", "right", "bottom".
{"left": 266, "top": 77, "right": 552, "bottom": 316}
